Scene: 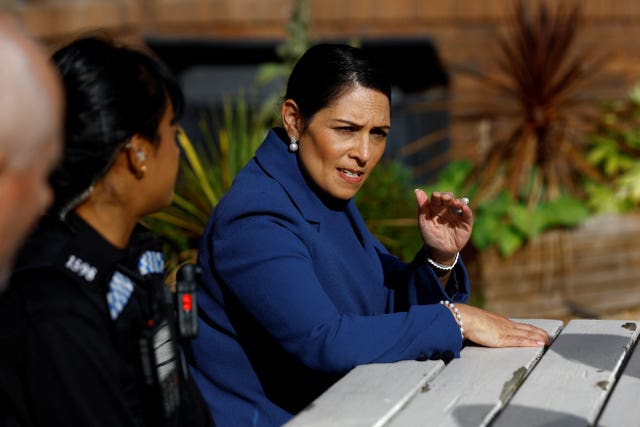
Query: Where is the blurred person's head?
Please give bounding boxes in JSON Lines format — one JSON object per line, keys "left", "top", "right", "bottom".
{"left": 0, "top": 15, "right": 64, "bottom": 290}
{"left": 50, "top": 36, "right": 185, "bottom": 233}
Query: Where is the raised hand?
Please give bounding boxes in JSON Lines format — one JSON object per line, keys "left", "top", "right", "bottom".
{"left": 414, "top": 189, "right": 473, "bottom": 263}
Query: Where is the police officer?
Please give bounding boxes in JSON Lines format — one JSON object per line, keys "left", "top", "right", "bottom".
{"left": 0, "top": 36, "right": 214, "bottom": 426}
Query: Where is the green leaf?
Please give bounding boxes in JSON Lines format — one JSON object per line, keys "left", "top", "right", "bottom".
{"left": 481, "top": 191, "right": 513, "bottom": 216}
{"left": 496, "top": 226, "right": 525, "bottom": 256}
{"left": 541, "top": 197, "right": 590, "bottom": 227}
{"left": 177, "top": 130, "right": 218, "bottom": 207}
{"left": 471, "top": 214, "right": 503, "bottom": 250}
{"left": 584, "top": 182, "right": 621, "bottom": 213}
{"left": 434, "top": 160, "right": 474, "bottom": 189}
{"left": 255, "top": 63, "right": 285, "bottom": 84}
{"left": 509, "top": 205, "right": 544, "bottom": 238}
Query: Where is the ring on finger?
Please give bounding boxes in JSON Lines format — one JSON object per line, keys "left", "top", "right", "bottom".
{"left": 452, "top": 197, "right": 470, "bottom": 215}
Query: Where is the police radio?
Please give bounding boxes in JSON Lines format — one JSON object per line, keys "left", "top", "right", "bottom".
{"left": 174, "top": 263, "right": 199, "bottom": 339}
{"left": 137, "top": 263, "right": 201, "bottom": 424}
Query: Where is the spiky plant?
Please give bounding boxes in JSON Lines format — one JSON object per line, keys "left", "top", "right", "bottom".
{"left": 142, "top": 96, "right": 266, "bottom": 270}
{"left": 143, "top": 0, "right": 309, "bottom": 272}
{"left": 461, "top": 0, "right": 606, "bottom": 205}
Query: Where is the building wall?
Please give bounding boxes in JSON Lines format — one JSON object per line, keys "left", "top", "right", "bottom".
{"left": 6, "top": 0, "right": 640, "bottom": 165}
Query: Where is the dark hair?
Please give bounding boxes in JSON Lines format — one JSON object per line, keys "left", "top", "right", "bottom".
{"left": 50, "top": 36, "right": 185, "bottom": 212}
{"left": 284, "top": 43, "right": 391, "bottom": 125}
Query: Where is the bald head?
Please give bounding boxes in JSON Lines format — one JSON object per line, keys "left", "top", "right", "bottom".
{"left": 0, "top": 15, "right": 63, "bottom": 168}
{"left": 0, "top": 15, "right": 63, "bottom": 290}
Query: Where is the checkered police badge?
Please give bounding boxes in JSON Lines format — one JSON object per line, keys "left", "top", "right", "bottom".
{"left": 138, "top": 251, "right": 164, "bottom": 276}
{"left": 106, "top": 271, "right": 134, "bottom": 319}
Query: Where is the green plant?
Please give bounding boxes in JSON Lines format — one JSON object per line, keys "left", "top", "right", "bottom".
{"left": 435, "top": 0, "right": 629, "bottom": 256}
{"left": 460, "top": 0, "right": 605, "bottom": 205}
{"left": 585, "top": 83, "right": 640, "bottom": 213}
{"left": 356, "top": 159, "right": 423, "bottom": 261}
{"left": 142, "top": 96, "right": 266, "bottom": 269}
{"left": 255, "top": 0, "right": 311, "bottom": 126}
{"left": 422, "top": 160, "right": 589, "bottom": 256}
{"left": 144, "top": 0, "right": 310, "bottom": 270}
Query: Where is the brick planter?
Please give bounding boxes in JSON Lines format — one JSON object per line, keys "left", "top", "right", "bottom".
{"left": 467, "top": 213, "right": 640, "bottom": 319}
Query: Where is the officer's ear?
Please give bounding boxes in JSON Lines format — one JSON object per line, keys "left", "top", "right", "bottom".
{"left": 124, "top": 135, "right": 149, "bottom": 180}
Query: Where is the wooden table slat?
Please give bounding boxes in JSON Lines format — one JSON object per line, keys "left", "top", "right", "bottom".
{"left": 492, "top": 319, "right": 640, "bottom": 427}
{"left": 596, "top": 321, "right": 640, "bottom": 427}
{"left": 385, "top": 319, "right": 563, "bottom": 427}
{"left": 284, "top": 359, "right": 444, "bottom": 427}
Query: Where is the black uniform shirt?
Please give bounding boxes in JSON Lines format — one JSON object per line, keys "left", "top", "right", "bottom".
{"left": 0, "top": 213, "right": 213, "bottom": 427}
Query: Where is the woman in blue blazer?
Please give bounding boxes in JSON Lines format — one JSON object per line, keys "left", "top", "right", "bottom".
{"left": 185, "top": 43, "right": 550, "bottom": 426}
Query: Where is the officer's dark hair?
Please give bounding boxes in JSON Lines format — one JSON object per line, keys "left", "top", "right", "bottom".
{"left": 284, "top": 43, "right": 391, "bottom": 127}
{"left": 50, "top": 35, "right": 184, "bottom": 213}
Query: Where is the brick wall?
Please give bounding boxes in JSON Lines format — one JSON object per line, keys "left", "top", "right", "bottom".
{"left": 6, "top": 0, "right": 640, "bottom": 164}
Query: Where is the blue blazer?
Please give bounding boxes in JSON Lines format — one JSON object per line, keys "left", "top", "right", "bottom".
{"left": 185, "top": 128, "right": 470, "bottom": 427}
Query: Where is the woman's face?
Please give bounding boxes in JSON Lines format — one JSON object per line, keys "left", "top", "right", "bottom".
{"left": 297, "top": 86, "right": 390, "bottom": 200}
{"left": 145, "top": 102, "right": 180, "bottom": 212}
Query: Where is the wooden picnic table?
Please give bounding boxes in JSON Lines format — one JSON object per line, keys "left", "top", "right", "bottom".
{"left": 285, "top": 319, "right": 640, "bottom": 426}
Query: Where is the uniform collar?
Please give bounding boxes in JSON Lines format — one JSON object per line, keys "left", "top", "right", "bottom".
{"left": 13, "top": 212, "right": 161, "bottom": 283}
{"left": 255, "top": 128, "right": 356, "bottom": 223}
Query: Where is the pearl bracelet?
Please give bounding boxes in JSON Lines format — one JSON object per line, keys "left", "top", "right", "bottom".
{"left": 440, "top": 300, "right": 464, "bottom": 339}
{"left": 427, "top": 252, "right": 459, "bottom": 271}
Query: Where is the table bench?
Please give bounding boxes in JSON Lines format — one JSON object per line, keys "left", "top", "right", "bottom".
{"left": 284, "top": 319, "right": 640, "bottom": 426}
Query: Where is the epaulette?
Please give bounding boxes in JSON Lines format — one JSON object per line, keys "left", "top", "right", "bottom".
{"left": 11, "top": 215, "right": 122, "bottom": 293}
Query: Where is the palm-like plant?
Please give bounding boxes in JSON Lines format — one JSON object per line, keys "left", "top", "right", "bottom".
{"left": 143, "top": 0, "right": 309, "bottom": 273}
{"left": 461, "top": 0, "right": 606, "bottom": 205}
{"left": 142, "top": 96, "right": 266, "bottom": 269}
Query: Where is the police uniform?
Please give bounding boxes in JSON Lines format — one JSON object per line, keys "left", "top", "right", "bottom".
{"left": 0, "top": 213, "right": 214, "bottom": 427}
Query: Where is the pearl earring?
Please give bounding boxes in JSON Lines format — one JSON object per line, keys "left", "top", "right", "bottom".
{"left": 289, "top": 136, "right": 299, "bottom": 152}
